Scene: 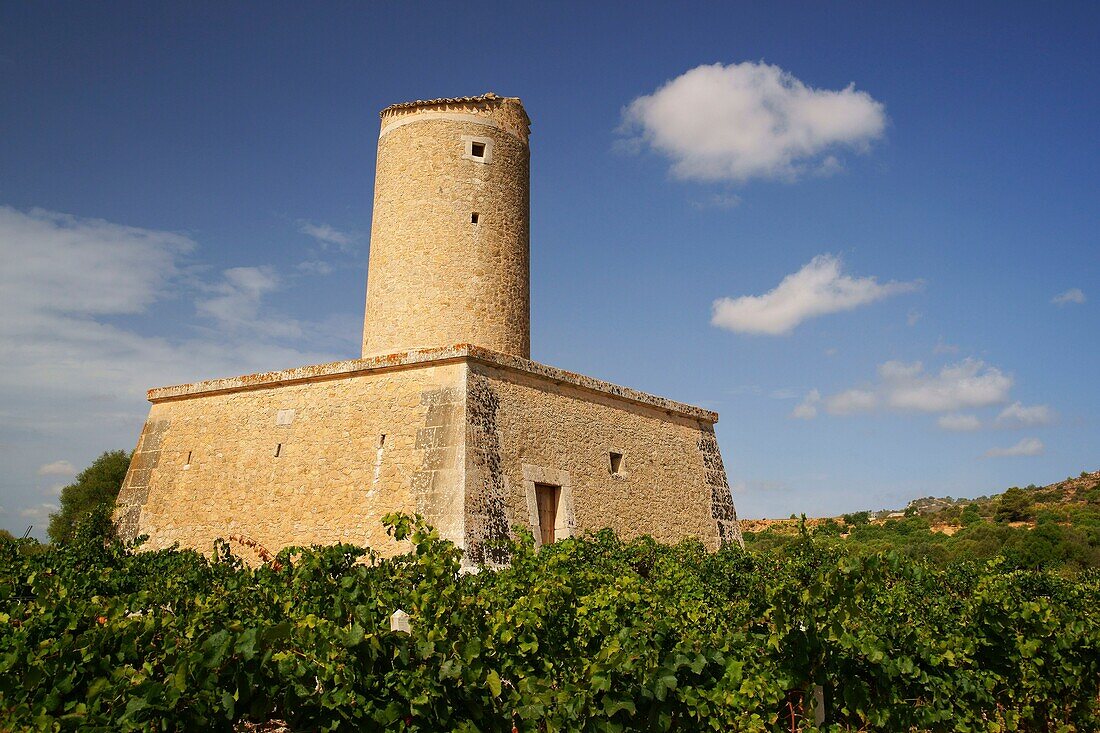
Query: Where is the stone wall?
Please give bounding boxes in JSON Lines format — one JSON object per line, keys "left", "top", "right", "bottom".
{"left": 464, "top": 359, "right": 737, "bottom": 553}
{"left": 115, "top": 347, "right": 740, "bottom": 562}
{"left": 115, "top": 361, "right": 467, "bottom": 558}
{"left": 362, "top": 95, "right": 530, "bottom": 359}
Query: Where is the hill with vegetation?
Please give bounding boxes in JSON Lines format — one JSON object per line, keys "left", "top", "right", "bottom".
{"left": 743, "top": 470, "right": 1100, "bottom": 571}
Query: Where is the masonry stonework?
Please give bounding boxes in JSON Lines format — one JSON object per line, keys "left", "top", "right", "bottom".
{"left": 116, "top": 94, "right": 741, "bottom": 561}
{"left": 362, "top": 94, "right": 530, "bottom": 358}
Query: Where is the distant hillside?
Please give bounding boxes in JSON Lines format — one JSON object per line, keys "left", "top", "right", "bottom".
{"left": 742, "top": 470, "right": 1100, "bottom": 571}
{"left": 901, "top": 470, "right": 1100, "bottom": 526}
{"left": 742, "top": 470, "right": 1100, "bottom": 533}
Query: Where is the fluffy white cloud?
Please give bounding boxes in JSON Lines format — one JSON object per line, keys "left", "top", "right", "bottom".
{"left": 985, "top": 438, "right": 1044, "bottom": 458}
{"left": 791, "top": 389, "right": 820, "bottom": 419}
{"left": 815, "top": 358, "right": 1013, "bottom": 422}
{"left": 937, "top": 414, "right": 982, "bottom": 432}
{"left": 711, "top": 255, "right": 921, "bottom": 335}
{"left": 298, "top": 221, "right": 356, "bottom": 251}
{"left": 0, "top": 206, "right": 192, "bottom": 321}
{"left": 37, "top": 460, "right": 75, "bottom": 476}
{"left": 825, "top": 389, "right": 877, "bottom": 415}
{"left": 881, "top": 359, "right": 1012, "bottom": 412}
{"left": 620, "top": 61, "right": 887, "bottom": 183}
{"left": 995, "top": 402, "right": 1053, "bottom": 428}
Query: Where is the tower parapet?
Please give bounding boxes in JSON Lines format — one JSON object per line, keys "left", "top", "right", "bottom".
{"left": 362, "top": 93, "right": 531, "bottom": 358}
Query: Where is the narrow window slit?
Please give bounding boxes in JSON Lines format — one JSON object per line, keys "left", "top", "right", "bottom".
{"left": 609, "top": 452, "right": 623, "bottom": 475}
{"left": 274, "top": 443, "right": 282, "bottom": 458}
{"left": 471, "top": 212, "right": 479, "bottom": 224}
{"left": 185, "top": 451, "right": 192, "bottom": 466}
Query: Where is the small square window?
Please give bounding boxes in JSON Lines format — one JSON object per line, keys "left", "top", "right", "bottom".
{"left": 471, "top": 212, "right": 479, "bottom": 224}
{"left": 470, "top": 141, "right": 486, "bottom": 158}
{"left": 609, "top": 452, "right": 623, "bottom": 475}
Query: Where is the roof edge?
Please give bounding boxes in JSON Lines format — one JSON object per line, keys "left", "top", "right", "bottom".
{"left": 146, "top": 344, "right": 717, "bottom": 422}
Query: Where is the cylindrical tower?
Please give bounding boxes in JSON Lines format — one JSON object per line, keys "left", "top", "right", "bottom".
{"left": 362, "top": 93, "right": 531, "bottom": 358}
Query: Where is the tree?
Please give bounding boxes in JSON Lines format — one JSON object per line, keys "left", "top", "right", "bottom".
{"left": 47, "top": 450, "right": 131, "bottom": 544}
{"left": 961, "top": 503, "right": 982, "bottom": 526}
{"left": 843, "top": 511, "right": 871, "bottom": 526}
{"left": 994, "top": 487, "right": 1033, "bottom": 524}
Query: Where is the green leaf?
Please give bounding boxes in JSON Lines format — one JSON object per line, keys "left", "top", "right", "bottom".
{"left": 486, "top": 669, "right": 502, "bottom": 698}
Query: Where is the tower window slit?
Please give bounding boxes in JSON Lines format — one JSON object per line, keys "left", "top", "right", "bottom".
{"left": 471, "top": 212, "right": 479, "bottom": 224}
{"left": 274, "top": 443, "right": 282, "bottom": 458}
{"left": 609, "top": 452, "right": 623, "bottom": 475}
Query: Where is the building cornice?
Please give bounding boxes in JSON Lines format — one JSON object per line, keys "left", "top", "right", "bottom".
{"left": 146, "top": 344, "right": 718, "bottom": 423}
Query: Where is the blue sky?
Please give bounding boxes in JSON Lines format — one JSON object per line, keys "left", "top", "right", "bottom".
{"left": 1, "top": 2, "right": 1097, "bottom": 537}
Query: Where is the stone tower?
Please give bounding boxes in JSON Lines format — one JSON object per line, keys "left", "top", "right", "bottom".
{"left": 116, "top": 92, "right": 742, "bottom": 564}
{"left": 362, "top": 93, "right": 532, "bottom": 358}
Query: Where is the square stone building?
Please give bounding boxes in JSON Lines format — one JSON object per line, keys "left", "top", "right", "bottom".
{"left": 115, "top": 94, "right": 742, "bottom": 563}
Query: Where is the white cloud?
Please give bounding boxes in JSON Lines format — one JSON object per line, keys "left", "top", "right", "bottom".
{"left": 906, "top": 309, "right": 922, "bottom": 326}
{"left": 37, "top": 460, "right": 75, "bottom": 476}
{"left": 711, "top": 254, "right": 921, "bottom": 335}
{"left": 995, "top": 402, "right": 1053, "bottom": 428}
{"left": 298, "top": 221, "right": 356, "bottom": 251}
{"left": 1051, "top": 288, "right": 1085, "bottom": 306}
{"left": 985, "top": 437, "right": 1044, "bottom": 458}
{"left": 881, "top": 359, "right": 1012, "bottom": 412}
{"left": 195, "top": 266, "right": 302, "bottom": 338}
{"left": 792, "top": 389, "right": 820, "bottom": 419}
{"left": 620, "top": 61, "right": 887, "bottom": 183}
{"left": 819, "top": 358, "right": 1013, "bottom": 420}
{"left": 0, "top": 206, "right": 349, "bottom": 538}
{"left": 825, "top": 389, "right": 878, "bottom": 415}
{"left": 937, "top": 414, "right": 981, "bottom": 432}
{"left": 18, "top": 503, "right": 58, "bottom": 526}
{"left": 0, "top": 206, "right": 192, "bottom": 320}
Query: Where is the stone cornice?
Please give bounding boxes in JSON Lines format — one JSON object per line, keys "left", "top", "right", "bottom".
{"left": 146, "top": 344, "right": 718, "bottom": 423}
{"left": 378, "top": 92, "right": 530, "bottom": 142}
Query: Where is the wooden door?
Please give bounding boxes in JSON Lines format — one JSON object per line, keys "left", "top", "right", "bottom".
{"left": 535, "top": 483, "right": 560, "bottom": 545}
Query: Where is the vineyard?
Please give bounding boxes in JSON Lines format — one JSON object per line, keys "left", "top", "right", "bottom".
{"left": 2, "top": 510, "right": 1098, "bottom": 732}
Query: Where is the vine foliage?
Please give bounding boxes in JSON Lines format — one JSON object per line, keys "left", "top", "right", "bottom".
{"left": 1, "top": 509, "right": 1097, "bottom": 731}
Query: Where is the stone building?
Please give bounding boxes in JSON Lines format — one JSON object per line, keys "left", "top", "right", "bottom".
{"left": 114, "top": 93, "right": 742, "bottom": 563}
